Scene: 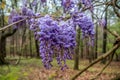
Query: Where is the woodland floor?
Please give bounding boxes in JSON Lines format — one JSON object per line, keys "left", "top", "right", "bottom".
{"left": 0, "top": 58, "right": 120, "bottom": 80}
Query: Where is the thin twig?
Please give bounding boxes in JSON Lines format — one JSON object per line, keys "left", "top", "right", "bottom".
{"left": 91, "top": 42, "right": 116, "bottom": 80}
{"left": 105, "top": 28, "right": 119, "bottom": 37}
{"left": 91, "top": 54, "right": 114, "bottom": 80}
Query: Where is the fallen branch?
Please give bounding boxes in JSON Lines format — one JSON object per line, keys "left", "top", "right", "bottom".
{"left": 71, "top": 39, "right": 120, "bottom": 80}
{"left": 91, "top": 40, "right": 117, "bottom": 80}
{"left": 91, "top": 53, "right": 114, "bottom": 80}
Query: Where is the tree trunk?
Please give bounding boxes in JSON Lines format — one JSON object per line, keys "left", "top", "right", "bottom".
{"left": 0, "top": 5, "right": 6, "bottom": 64}
{"left": 29, "top": 31, "right": 32, "bottom": 57}
{"left": 0, "top": 36, "right": 6, "bottom": 64}
{"left": 0, "top": 0, "right": 17, "bottom": 64}
{"left": 80, "top": 39, "right": 83, "bottom": 58}
{"left": 74, "top": 27, "right": 80, "bottom": 70}
{"left": 0, "top": 29, "right": 17, "bottom": 64}
{"left": 102, "top": 29, "right": 107, "bottom": 64}
{"left": 102, "top": 6, "right": 108, "bottom": 64}
{"left": 115, "top": 53, "right": 119, "bottom": 61}
{"left": 95, "top": 24, "right": 98, "bottom": 59}
{"left": 35, "top": 40, "right": 39, "bottom": 58}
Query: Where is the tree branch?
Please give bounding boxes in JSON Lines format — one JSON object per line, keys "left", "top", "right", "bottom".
{"left": 0, "top": 0, "right": 119, "bottom": 32}
{"left": 112, "top": 0, "right": 120, "bottom": 18}
{"left": 91, "top": 41, "right": 117, "bottom": 80}
{"left": 0, "top": 18, "right": 27, "bottom": 31}
{"left": 105, "top": 28, "right": 119, "bottom": 37}
{"left": 114, "top": 0, "right": 120, "bottom": 9}
{"left": 71, "top": 39, "right": 120, "bottom": 80}
{"left": 91, "top": 56, "right": 113, "bottom": 80}
{"left": 0, "top": 15, "right": 64, "bottom": 31}
{"left": 2, "top": 29, "right": 17, "bottom": 38}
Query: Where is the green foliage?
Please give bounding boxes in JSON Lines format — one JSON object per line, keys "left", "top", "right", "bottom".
{"left": 108, "top": 21, "right": 120, "bottom": 54}
{"left": 0, "top": 58, "right": 38, "bottom": 80}
{"left": 109, "top": 22, "right": 120, "bottom": 35}
{"left": 0, "top": 58, "right": 72, "bottom": 80}
{"left": 0, "top": 66, "right": 20, "bottom": 80}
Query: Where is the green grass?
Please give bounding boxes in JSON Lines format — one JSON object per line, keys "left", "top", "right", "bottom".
{"left": 0, "top": 65, "right": 21, "bottom": 80}
{"left": 0, "top": 58, "right": 42, "bottom": 80}
{"left": 0, "top": 58, "right": 75, "bottom": 80}
{"left": 0, "top": 58, "right": 120, "bottom": 80}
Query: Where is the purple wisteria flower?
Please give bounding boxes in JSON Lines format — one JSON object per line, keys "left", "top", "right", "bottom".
{"left": 22, "top": 0, "right": 28, "bottom": 6}
{"left": 8, "top": 9, "right": 25, "bottom": 29}
{"left": 8, "top": 0, "right": 96, "bottom": 69}
{"left": 81, "top": 0, "right": 93, "bottom": 12}
{"left": 31, "top": 0, "right": 37, "bottom": 6}
{"left": 8, "top": 9, "right": 18, "bottom": 24}
{"left": 30, "top": 15, "right": 76, "bottom": 70}
{"left": 8, "top": 6, "right": 35, "bottom": 29}
{"left": 61, "top": 0, "right": 75, "bottom": 12}
{"left": 21, "top": 6, "right": 35, "bottom": 17}
{"left": 40, "top": 0, "right": 46, "bottom": 3}
{"left": 72, "top": 12, "right": 95, "bottom": 45}
{"left": 99, "top": 19, "right": 106, "bottom": 27}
